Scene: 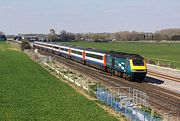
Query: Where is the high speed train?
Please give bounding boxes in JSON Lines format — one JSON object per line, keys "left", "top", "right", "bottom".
{"left": 33, "top": 42, "right": 147, "bottom": 81}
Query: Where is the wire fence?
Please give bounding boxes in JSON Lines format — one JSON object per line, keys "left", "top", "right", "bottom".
{"left": 96, "top": 85, "right": 162, "bottom": 121}
{"left": 146, "top": 58, "right": 180, "bottom": 69}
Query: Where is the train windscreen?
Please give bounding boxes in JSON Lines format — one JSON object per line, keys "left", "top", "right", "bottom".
{"left": 132, "top": 59, "right": 144, "bottom": 66}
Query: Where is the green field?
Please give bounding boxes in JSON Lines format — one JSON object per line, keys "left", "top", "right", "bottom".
{"left": 63, "top": 42, "right": 180, "bottom": 69}
{"left": 0, "top": 42, "right": 118, "bottom": 121}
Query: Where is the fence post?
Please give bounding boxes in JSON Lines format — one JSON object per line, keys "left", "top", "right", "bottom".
{"left": 133, "top": 89, "right": 134, "bottom": 104}
{"left": 150, "top": 108, "right": 154, "bottom": 121}
{"left": 96, "top": 83, "right": 98, "bottom": 99}
{"left": 135, "top": 108, "right": 137, "bottom": 121}
{"left": 80, "top": 78, "right": 82, "bottom": 88}
{"left": 125, "top": 106, "right": 126, "bottom": 117}
{"left": 107, "top": 92, "right": 109, "bottom": 105}
{"left": 169, "top": 62, "right": 171, "bottom": 67}
{"left": 111, "top": 93, "right": 113, "bottom": 107}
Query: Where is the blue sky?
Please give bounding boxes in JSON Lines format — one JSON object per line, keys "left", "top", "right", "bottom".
{"left": 1, "top": 0, "right": 180, "bottom": 34}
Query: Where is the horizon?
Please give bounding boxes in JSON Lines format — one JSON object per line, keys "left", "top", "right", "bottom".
{"left": 1, "top": 0, "right": 180, "bottom": 35}
{"left": 3, "top": 28, "right": 180, "bottom": 36}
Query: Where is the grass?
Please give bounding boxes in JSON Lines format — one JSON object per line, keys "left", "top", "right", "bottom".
{"left": 0, "top": 42, "right": 118, "bottom": 121}
{"left": 62, "top": 41, "right": 180, "bottom": 69}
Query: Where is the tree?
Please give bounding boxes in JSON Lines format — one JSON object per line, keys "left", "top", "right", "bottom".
{"left": 48, "top": 29, "right": 59, "bottom": 42}
{"left": 21, "top": 40, "right": 31, "bottom": 51}
{"left": 153, "top": 33, "right": 162, "bottom": 41}
{"left": 114, "top": 32, "right": 121, "bottom": 41}
{"left": 50, "top": 29, "right": 56, "bottom": 35}
{"left": 75, "top": 33, "right": 83, "bottom": 40}
{"left": 47, "top": 34, "right": 58, "bottom": 42}
{"left": 131, "top": 31, "right": 139, "bottom": 41}
{"left": 59, "top": 30, "right": 75, "bottom": 41}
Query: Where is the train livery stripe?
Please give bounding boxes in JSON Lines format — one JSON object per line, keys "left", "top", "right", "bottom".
{"left": 82, "top": 51, "right": 85, "bottom": 60}
{"left": 68, "top": 49, "right": 71, "bottom": 55}
{"left": 104, "top": 55, "right": 106, "bottom": 67}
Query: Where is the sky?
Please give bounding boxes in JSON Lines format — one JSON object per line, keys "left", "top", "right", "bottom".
{"left": 0, "top": 0, "right": 180, "bottom": 35}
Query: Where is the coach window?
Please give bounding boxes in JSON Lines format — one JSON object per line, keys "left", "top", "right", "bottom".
{"left": 60, "top": 48, "right": 68, "bottom": 51}
{"left": 39, "top": 44, "right": 44, "bottom": 46}
{"left": 53, "top": 46, "right": 59, "bottom": 49}
{"left": 71, "top": 50, "right": 82, "bottom": 55}
{"left": 86, "top": 53, "right": 103, "bottom": 60}
{"left": 47, "top": 45, "right": 52, "bottom": 48}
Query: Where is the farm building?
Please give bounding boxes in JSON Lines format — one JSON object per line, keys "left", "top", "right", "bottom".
{"left": 0, "top": 34, "right": 6, "bottom": 41}
{"left": 172, "top": 35, "right": 180, "bottom": 40}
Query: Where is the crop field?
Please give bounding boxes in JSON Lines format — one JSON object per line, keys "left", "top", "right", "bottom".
{"left": 0, "top": 42, "right": 118, "bottom": 121}
{"left": 63, "top": 42, "right": 180, "bottom": 69}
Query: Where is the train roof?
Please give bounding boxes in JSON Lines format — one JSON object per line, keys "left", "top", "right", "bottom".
{"left": 108, "top": 51, "right": 144, "bottom": 59}
{"left": 37, "top": 42, "right": 144, "bottom": 59}
{"left": 85, "top": 48, "right": 107, "bottom": 53}
{"left": 50, "top": 42, "right": 85, "bottom": 49}
{"left": 51, "top": 42, "right": 107, "bottom": 53}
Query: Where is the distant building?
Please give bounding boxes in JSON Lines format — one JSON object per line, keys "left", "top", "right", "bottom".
{"left": 139, "top": 33, "right": 153, "bottom": 40}
{"left": 172, "top": 35, "right": 180, "bottom": 40}
{"left": 18, "top": 34, "right": 48, "bottom": 42}
{"left": 6, "top": 35, "right": 16, "bottom": 41}
{"left": 0, "top": 34, "right": 6, "bottom": 41}
{"left": 18, "top": 34, "right": 39, "bottom": 42}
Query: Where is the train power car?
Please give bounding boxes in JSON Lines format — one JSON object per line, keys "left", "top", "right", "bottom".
{"left": 33, "top": 42, "right": 147, "bottom": 81}
{"left": 106, "top": 52, "right": 147, "bottom": 81}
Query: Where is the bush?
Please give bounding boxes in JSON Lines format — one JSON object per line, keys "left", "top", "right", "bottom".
{"left": 21, "top": 40, "right": 31, "bottom": 51}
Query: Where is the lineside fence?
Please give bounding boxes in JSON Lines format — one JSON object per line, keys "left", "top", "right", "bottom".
{"left": 146, "top": 58, "right": 180, "bottom": 69}
{"left": 25, "top": 49, "right": 165, "bottom": 121}
{"left": 96, "top": 85, "right": 163, "bottom": 121}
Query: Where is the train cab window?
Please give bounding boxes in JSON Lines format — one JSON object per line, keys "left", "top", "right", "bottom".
{"left": 71, "top": 50, "right": 82, "bottom": 55}
{"left": 86, "top": 53, "right": 103, "bottom": 60}
{"left": 132, "top": 59, "right": 144, "bottom": 66}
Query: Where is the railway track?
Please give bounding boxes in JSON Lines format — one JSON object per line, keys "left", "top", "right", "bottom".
{"left": 148, "top": 70, "right": 180, "bottom": 82}
{"left": 39, "top": 50, "right": 180, "bottom": 117}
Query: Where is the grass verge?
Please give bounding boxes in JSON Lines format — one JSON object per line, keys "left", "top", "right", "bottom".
{"left": 0, "top": 42, "right": 118, "bottom": 121}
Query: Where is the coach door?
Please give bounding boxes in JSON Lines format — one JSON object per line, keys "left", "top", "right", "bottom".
{"left": 112, "top": 58, "right": 115, "bottom": 69}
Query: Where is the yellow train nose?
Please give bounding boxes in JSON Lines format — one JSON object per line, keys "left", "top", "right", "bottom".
{"left": 129, "top": 59, "right": 147, "bottom": 72}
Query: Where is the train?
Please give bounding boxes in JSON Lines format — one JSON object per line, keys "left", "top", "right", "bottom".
{"left": 33, "top": 42, "right": 147, "bottom": 81}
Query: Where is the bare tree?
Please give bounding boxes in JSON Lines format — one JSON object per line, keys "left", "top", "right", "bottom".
{"left": 59, "top": 30, "right": 75, "bottom": 41}
{"left": 50, "top": 29, "right": 56, "bottom": 35}
{"left": 47, "top": 34, "right": 58, "bottom": 42}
